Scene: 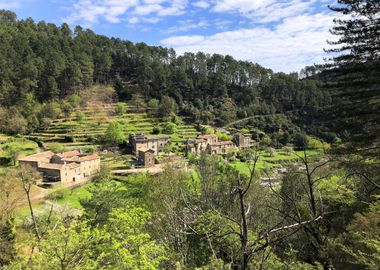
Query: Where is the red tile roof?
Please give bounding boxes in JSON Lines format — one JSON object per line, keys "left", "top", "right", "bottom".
{"left": 78, "top": 154, "right": 100, "bottom": 162}
{"left": 56, "top": 150, "right": 80, "bottom": 158}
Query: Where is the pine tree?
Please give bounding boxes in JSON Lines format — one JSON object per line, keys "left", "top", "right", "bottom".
{"left": 324, "top": 0, "right": 380, "bottom": 156}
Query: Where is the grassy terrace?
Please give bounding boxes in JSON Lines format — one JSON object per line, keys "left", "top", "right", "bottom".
{"left": 231, "top": 149, "right": 322, "bottom": 175}
{"left": 26, "top": 102, "right": 200, "bottom": 152}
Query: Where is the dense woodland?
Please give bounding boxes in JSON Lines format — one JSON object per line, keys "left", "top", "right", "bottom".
{"left": 0, "top": 9, "right": 330, "bottom": 134}
{"left": 0, "top": 0, "right": 379, "bottom": 269}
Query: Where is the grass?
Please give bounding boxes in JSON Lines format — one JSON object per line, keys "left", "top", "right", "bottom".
{"left": 54, "top": 184, "right": 92, "bottom": 209}
{"left": 231, "top": 149, "right": 322, "bottom": 175}
{"left": 0, "top": 137, "right": 39, "bottom": 159}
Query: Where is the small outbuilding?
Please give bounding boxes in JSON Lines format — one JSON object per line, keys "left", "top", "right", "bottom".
{"left": 137, "top": 149, "right": 155, "bottom": 168}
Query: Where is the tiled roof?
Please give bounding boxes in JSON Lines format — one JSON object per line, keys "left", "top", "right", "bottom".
{"left": 56, "top": 150, "right": 80, "bottom": 158}
{"left": 78, "top": 154, "right": 100, "bottom": 162}
{"left": 18, "top": 151, "right": 54, "bottom": 162}
{"left": 38, "top": 163, "right": 64, "bottom": 170}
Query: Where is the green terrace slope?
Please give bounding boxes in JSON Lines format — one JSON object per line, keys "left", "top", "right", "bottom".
{"left": 27, "top": 102, "right": 200, "bottom": 151}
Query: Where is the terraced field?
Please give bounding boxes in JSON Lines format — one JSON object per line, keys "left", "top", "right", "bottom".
{"left": 27, "top": 102, "right": 200, "bottom": 152}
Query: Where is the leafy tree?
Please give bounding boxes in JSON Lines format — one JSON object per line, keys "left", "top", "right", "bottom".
{"left": 103, "top": 207, "right": 167, "bottom": 269}
{"left": 24, "top": 221, "right": 101, "bottom": 270}
{"left": 330, "top": 199, "right": 380, "bottom": 270}
{"left": 103, "top": 121, "right": 125, "bottom": 145}
{"left": 162, "top": 122, "right": 177, "bottom": 134}
{"left": 293, "top": 133, "right": 309, "bottom": 150}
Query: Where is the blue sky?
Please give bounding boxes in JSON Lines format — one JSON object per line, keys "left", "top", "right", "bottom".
{"left": 0, "top": 0, "right": 337, "bottom": 73}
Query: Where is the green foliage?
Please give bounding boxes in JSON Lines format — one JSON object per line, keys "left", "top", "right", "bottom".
{"left": 293, "top": 133, "right": 309, "bottom": 150}
{"left": 46, "top": 187, "right": 70, "bottom": 201}
{"left": 216, "top": 132, "right": 233, "bottom": 141}
{"left": 116, "top": 102, "right": 126, "bottom": 115}
{"left": 0, "top": 218, "right": 16, "bottom": 266}
{"left": 40, "top": 102, "right": 61, "bottom": 120}
{"left": 103, "top": 121, "right": 125, "bottom": 145}
{"left": 68, "top": 94, "right": 82, "bottom": 108}
{"left": 330, "top": 200, "right": 380, "bottom": 270}
{"left": 75, "top": 111, "right": 85, "bottom": 122}
{"left": 159, "top": 96, "right": 177, "bottom": 117}
{"left": 104, "top": 207, "right": 167, "bottom": 269}
{"left": 22, "top": 221, "right": 101, "bottom": 270}
{"left": 162, "top": 122, "right": 177, "bottom": 134}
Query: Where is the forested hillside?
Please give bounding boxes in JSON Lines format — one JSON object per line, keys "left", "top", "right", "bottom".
{"left": 0, "top": 1, "right": 379, "bottom": 269}
{"left": 0, "top": 9, "right": 329, "bottom": 132}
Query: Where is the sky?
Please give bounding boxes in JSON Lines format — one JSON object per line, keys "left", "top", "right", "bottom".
{"left": 0, "top": 0, "right": 338, "bottom": 73}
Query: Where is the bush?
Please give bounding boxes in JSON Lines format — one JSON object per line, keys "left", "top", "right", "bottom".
{"left": 63, "top": 136, "right": 76, "bottom": 143}
{"left": 61, "top": 101, "right": 73, "bottom": 118}
{"left": 293, "top": 133, "right": 309, "bottom": 150}
{"left": 204, "top": 128, "right": 215, "bottom": 135}
{"left": 319, "top": 132, "right": 338, "bottom": 144}
{"left": 69, "top": 94, "right": 82, "bottom": 108}
{"left": 47, "top": 187, "right": 69, "bottom": 200}
{"left": 162, "top": 122, "right": 177, "bottom": 134}
{"left": 76, "top": 111, "right": 85, "bottom": 122}
{"left": 152, "top": 127, "right": 160, "bottom": 134}
{"left": 216, "top": 132, "right": 233, "bottom": 141}
{"left": 116, "top": 103, "right": 126, "bottom": 115}
{"left": 308, "top": 137, "right": 327, "bottom": 150}
{"left": 41, "top": 101, "right": 61, "bottom": 119}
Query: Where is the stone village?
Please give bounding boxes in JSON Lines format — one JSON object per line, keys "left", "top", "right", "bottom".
{"left": 19, "top": 132, "right": 253, "bottom": 185}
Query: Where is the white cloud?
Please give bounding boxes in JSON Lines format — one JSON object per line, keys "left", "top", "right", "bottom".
{"left": 161, "top": 35, "right": 205, "bottom": 46}
{"left": 192, "top": 1, "right": 210, "bottom": 9}
{"left": 212, "top": 0, "right": 321, "bottom": 23}
{"left": 161, "top": 13, "right": 335, "bottom": 72}
{"left": 65, "top": 0, "right": 188, "bottom": 25}
{"left": 167, "top": 19, "right": 208, "bottom": 33}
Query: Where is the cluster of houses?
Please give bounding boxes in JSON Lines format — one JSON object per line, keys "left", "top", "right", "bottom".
{"left": 186, "top": 133, "right": 253, "bottom": 155}
{"left": 19, "top": 150, "right": 100, "bottom": 184}
{"left": 19, "top": 131, "right": 253, "bottom": 185}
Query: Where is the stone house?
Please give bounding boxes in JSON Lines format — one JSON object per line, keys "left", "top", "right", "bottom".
{"left": 129, "top": 134, "right": 169, "bottom": 155}
{"left": 233, "top": 133, "right": 253, "bottom": 148}
{"left": 186, "top": 138, "right": 209, "bottom": 155}
{"left": 137, "top": 149, "right": 155, "bottom": 168}
{"left": 18, "top": 150, "right": 100, "bottom": 184}
{"left": 197, "top": 134, "right": 218, "bottom": 144}
{"left": 187, "top": 134, "right": 236, "bottom": 155}
{"left": 205, "top": 141, "right": 236, "bottom": 155}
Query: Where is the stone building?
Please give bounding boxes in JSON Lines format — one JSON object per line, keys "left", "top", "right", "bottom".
{"left": 233, "top": 133, "right": 253, "bottom": 148}
{"left": 137, "top": 149, "right": 155, "bottom": 168}
{"left": 186, "top": 138, "right": 209, "bottom": 155}
{"left": 129, "top": 134, "right": 169, "bottom": 155}
{"left": 187, "top": 134, "right": 236, "bottom": 155}
{"left": 18, "top": 150, "right": 100, "bottom": 184}
{"left": 205, "top": 141, "right": 235, "bottom": 155}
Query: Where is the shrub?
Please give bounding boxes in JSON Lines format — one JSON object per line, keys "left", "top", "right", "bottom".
{"left": 116, "top": 103, "right": 126, "bottom": 115}
{"left": 152, "top": 127, "right": 160, "bottom": 134}
{"left": 162, "top": 122, "right": 177, "bottom": 134}
{"left": 41, "top": 101, "right": 61, "bottom": 119}
{"left": 293, "top": 133, "right": 309, "bottom": 150}
{"left": 61, "top": 101, "right": 73, "bottom": 118}
{"left": 76, "top": 111, "right": 85, "bottom": 122}
{"left": 47, "top": 187, "right": 69, "bottom": 201}
{"left": 204, "top": 128, "right": 215, "bottom": 135}
{"left": 69, "top": 94, "right": 82, "bottom": 108}
{"left": 216, "top": 132, "right": 233, "bottom": 141}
